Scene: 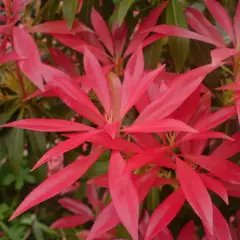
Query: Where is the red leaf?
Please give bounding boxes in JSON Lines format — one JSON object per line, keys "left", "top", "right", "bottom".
{"left": 91, "top": 8, "right": 114, "bottom": 55}
{"left": 84, "top": 47, "right": 111, "bottom": 114}
{"left": 210, "top": 48, "right": 239, "bottom": 65}
{"left": 185, "top": 155, "right": 240, "bottom": 184}
{"left": 53, "top": 34, "right": 111, "bottom": 64}
{"left": 109, "top": 151, "right": 139, "bottom": 240}
{"left": 30, "top": 20, "right": 92, "bottom": 34}
{"left": 211, "top": 132, "right": 240, "bottom": 159}
{"left": 177, "top": 221, "right": 199, "bottom": 240}
{"left": 87, "top": 185, "right": 102, "bottom": 213}
{"left": 9, "top": 150, "right": 102, "bottom": 220}
{"left": 205, "top": 0, "right": 235, "bottom": 45}
{"left": 123, "top": 118, "right": 197, "bottom": 133}
{"left": 87, "top": 202, "right": 120, "bottom": 240}
{"left": 51, "top": 215, "right": 92, "bottom": 229}
{"left": 194, "top": 106, "right": 236, "bottom": 131}
{"left": 49, "top": 48, "right": 77, "bottom": 77}
{"left": 211, "top": 205, "right": 232, "bottom": 240}
{"left": 185, "top": 7, "right": 225, "bottom": 46}
{"left": 200, "top": 174, "right": 229, "bottom": 204}
{"left": 2, "top": 119, "right": 94, "bottom": 132}
{"left": 121, "top": 64, "right": 165, "bottom": 117}
{"left": 176, "top": 158, "right": 213, "bottom": 234}
{"left": 13, "top": 27, "right": 44, "bottom": 90}
{"left": 124, "top": 2, "right": 168, "bottom": 57}
{"left": 58, "top": 198, "right": 94, "bottom": 217}
{"left": 32, "top": 131, "right": 100, "bottom": 170}
{"left": 112, "top": 22, "right": 127, "bottom": 57}
{"left": 0, "top": 51, "right": 24, "bottom": 64}
{"left": 87, "top": 174, "right": 109, "bottom": 188}
{"left": 144, "top": 188, "right": 185, "bottom": 240}
{"left": 42, "top": 64, "right": 105, "bottom": 126}
{"left": 135, "top": 65, "right": 215, "bottom": 124}
{"left": 149, "top": 25, "right": 225, "bottom": 47}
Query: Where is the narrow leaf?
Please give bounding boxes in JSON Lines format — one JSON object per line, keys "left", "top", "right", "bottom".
{"left": 177, "top": 221, "right": 199, "bottom": 240}
{"left": 10, "top": 150, "right": 102, "bottom": 220}
{"left": 176, "top": 158, "right": 213, "bottom": 234}
{"left": 117, "top": 0, "right": 135, "bottom": 25}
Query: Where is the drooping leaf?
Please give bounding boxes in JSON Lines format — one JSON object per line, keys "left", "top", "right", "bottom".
{"left": 145, "top": 188, "right": 185, "bottom": 240}
{"left": 166, "top": 0, "right": 189, "bottom": 72}
{"left": 3, "top": 118, "right": 94, "bottom": 132}
{"left": 63, "top": 0, "right": 79, "bottom": 30}
{"left": 176, "top": 158, "right": 213, "bottom": 234}
{"left": 51, "top": 215, "right": 93, "bottom": 229}
{"left": 10, "top": 149, "right": 102, "bottom": 220}
{"left": 109, "top": 151, "right": 139, "bottom": 240}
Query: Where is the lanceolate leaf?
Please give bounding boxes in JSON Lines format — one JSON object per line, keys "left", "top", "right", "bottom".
{"left": 176, "top": 158, "right": 213, "bottom": 234}
{"left": 51, "top": 215, "right": 93, "bottom": 229}
{"left": 3, "top": 119, "right": 94, "bottom": 132}
{"left": 13, "top": 27, "right": 44, "bottom": 90}
{"left": 166, "top": 0, "right": 189, "bottom": 72}
{"left": 117, "top": 0, "right": 135, "bottom": 26}
{"left": 145, "top": 189, "right": 185, "bottom": 240}
{"left": 135, "top": 64, "right": 215, "bottom": 124}
{"left": 177, "top": 221, "right": 199, "bottom": 240}
{"left": 200, "top": 174, "right": 229, "bottom": 204}
{"left": 109, "top": 151, "right": 139, "bottom": 240}
{"left": 10, "top": 150, "right": 102, "bottom": 220}
{"left": 63, "top": 0, "right": 79, "bottom": 30}
{"left": 123, "top": 118, "right": 197, "bottom": 133}
{"left": 91, "top": 8, "right": 114, "bottom": 55}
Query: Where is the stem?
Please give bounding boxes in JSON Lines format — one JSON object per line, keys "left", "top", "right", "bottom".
{"left": 15, "top": 64, "right": 27, "bottom": 98}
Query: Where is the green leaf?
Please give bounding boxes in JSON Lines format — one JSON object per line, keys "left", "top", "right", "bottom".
{"left": 0, "top": 221, "right": 18, "bottom": 240}
{"left": 117, "top": 0, "right": 135, "bottom": 25}
{"left": 146, "top": 187, "right": 160, "bottom": 213}
{"left": 0, "top": 103, "right": 20, "bottom": 128}
{"left": 63, "top": 0, "right": 79, "bottom": 30}
{"left": 166, "top": 0, "right": 189, "bottom": 72}
{"left": 5, "top": 116, "right": 24, "bottom": 177}
{"left": 144, "top": 39, "right": 165, "bottom": 69}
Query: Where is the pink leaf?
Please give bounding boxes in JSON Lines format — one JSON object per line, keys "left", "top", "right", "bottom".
{"left": 0, "top": 51, "right": 24, "bottom": 64}
{"left": 176, "top": 158, "right": 213, "bottom": 234}
{"left": 32, "top": 131, "right": 100, "bottom": 170}
{"left": 184, "top": 155, "right": 240, "bottom": 184}
{"left": 205, "top": 0, "right": 235, "bottom": 45}
{"left": 91, "top": 8, "right": 114, "bottom": 55}
{"left": 50, "top": 215, "right": 93, "bottom": 229}
{"left": 123, "top": 118, "right": 197, "bottom": 133}
{"left": 135, "top": 64, "right": 216, "bottom": 124}
{"left": 9, "top": 150, "right": 102, "bottom": 220}
{"left": 87, "top": 185, "right": 102, "bottom": 213}
{"left": 58, "top": 198, "right": 94, "bottom": 217}
{"left": 121, "top": 64, "right": 165, "bottom": 117}
{"left": 30, "top": 20, "right": 92, "bottom": 34}
{"left": 13, "top": 27, "right": 44, "bottom": 90}
{"left": 2, "top": 119, "right": 94, "bottom": 132}
{"left": 177, "top": 221, "right": 199, "bottom": 240}
{"left": 145, "top": 188, "right": 185, "bottom": 240}
{"left": 185, "top": 7, "right": 225, "bottom": 46}
{"left": 200, "top": 174, "right": 229, "bottom": 204}
{"left": 112, "top": 22, "right": 127, "bottom": 57}
{"left": 87, "top": 174, "right": 109, "bottom": 188}
{"left": 84, "top": 47, "right": 111, "bottom": 114}
{"left": 109, "top": 151, "right": 139, "bottom": 240}
{"left": 210, "top": 48, "right": 239, "bottom": 65}
{"left": 130, "top": 133, "right": 161, "bottom": 150}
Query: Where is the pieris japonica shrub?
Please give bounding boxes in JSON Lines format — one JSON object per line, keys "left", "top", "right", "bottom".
{"left": 1, "top": 0, "right": 240, "bottom": 239}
